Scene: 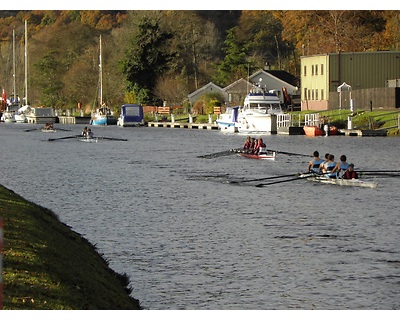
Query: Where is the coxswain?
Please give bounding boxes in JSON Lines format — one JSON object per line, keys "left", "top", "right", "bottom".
{"left": 307, "top": 150, "right": 324, "bottom": 174}
{"left": 342, "top": 163, "right": 358, "bottom": 179}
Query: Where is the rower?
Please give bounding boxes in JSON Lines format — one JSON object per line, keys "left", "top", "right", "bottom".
{"left": 87, "top": 128, "right": 94, "bottom": 139}
{"left": 318, "top": 153, "right": 330, "bottom": 173}
{"left": 254, "top": 138, "right": 266, "bottom": 155}
{"left": 243, "top": 136, "right": 252, "bottom": 153}
{"left": 331, "top": 154, "right": 350, "bottom": 178}
{"left": 308, "top": 150, "right": 324, "bottom": 174}
{"left": 321, "top": 154, "right": 337, "bottom": 178}
{"left": 82, "top": 126, "right": 88, "bottom": 137}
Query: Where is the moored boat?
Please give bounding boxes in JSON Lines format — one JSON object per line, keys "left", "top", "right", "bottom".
{"left": 303, "top": 125, "right": 338, "bottom": 137}
{"left": 236, "top": 85, "right": 284, "bottom": 134}
{"left": 90, "top": 36, "right": 116, "bottom": 126}
{"left": 215, "top": 106, "right": 239, "bottom": 133}
{"left": 117, "top": 104, "right": 144, "bottom": 127}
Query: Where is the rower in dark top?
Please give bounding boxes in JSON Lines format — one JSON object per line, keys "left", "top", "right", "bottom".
{"left": 307, "top": 150, "right": 324, "bottom": 174}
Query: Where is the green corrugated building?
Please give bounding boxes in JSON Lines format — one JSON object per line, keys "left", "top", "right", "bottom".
{"left": 300, "top": 51, "right": 400, "bottom": 111}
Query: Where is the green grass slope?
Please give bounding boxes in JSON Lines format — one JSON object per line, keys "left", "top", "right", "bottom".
{"left": 0, "top": 185, "right": 141, "bottom": 310}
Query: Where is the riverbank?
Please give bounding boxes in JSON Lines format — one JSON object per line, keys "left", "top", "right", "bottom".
{"left": 0, "top": 184, "right": 141, "bottom": 310}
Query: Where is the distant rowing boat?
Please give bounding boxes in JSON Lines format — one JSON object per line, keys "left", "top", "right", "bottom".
{"left": 300, "top": 174, "right": 377, "bottom": 188}
{"left": 78, "top": 137, "right": 98, "bottom": 143}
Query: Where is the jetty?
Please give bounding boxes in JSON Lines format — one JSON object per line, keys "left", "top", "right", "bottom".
{"left": 148, "top": 121, "right": 218, "bottom": 130}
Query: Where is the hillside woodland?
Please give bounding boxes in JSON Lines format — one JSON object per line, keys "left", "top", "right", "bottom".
{"left": 0, "top": 10, "right": 399, "bottom": 112}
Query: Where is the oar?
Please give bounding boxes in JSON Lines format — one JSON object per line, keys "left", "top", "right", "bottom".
{"left": 198, "top": 149, "right": 240, "bottom": 159}
{"left": 255, "top": 173, "right": 314, "bottom": 187}
{"left": 24, "top": 128, "right": 40, "bottom": 132}
{"left": 229, "top": 172, "right": 307, "bottom": 184}
{"left": 268, "top": 149, "right": 310, "bottom": 157}
{"left": 96, "top": 137, "right": 128, "bottom": 141}
{"left": 359, "top": 170, "right": 400, "bottom": 173}
{"left": 56, "top": 128, "right": 72, "bottom": 132}
{"left": 359, "top": 172, "right": 400, "bottom": 177}
{"left": 47, "top": 135, "right": 82, "bottom": 141}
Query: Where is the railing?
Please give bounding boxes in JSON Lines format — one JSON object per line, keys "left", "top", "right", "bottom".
{"left": 277, "top": 113, "right": 309, "bottom": 128}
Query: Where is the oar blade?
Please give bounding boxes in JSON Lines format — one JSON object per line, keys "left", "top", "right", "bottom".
{"left": 198, "top": 149, "right": 240, "bottom": 159}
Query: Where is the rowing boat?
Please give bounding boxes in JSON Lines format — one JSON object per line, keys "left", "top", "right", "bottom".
{"left": 239, "top": 151, "right": 276, "bottom": 160}
{"left": 78, "top": 137, "right": 98, "bottom": 143}
{"left": 300, "top": 174, "right": 377, "bottom": 188}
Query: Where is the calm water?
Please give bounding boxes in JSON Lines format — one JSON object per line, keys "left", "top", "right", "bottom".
{"left": 1, "top": 122, "right": 399, "bottom": 310}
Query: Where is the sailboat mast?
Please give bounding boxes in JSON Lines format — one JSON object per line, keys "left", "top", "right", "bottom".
{"left": 24, "top": 20, "right": 28, "bottom": 106}
{"left": 99, "top": 35, "right": 103, "bottom": 106}
{"left": 13, "top": 29, "right": 16, "bottom": 103}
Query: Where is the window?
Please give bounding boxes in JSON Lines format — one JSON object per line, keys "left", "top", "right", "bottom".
{"left": 312, "top": 89, "right": 314, "bottom": 100}
{"left": 304, "top": 88, "right": 307, "bottom": 99}
{"left": 321, "top": 89, "right": 324, "bottom": 100}
{"left": 321, "top": 64, "right": 324, "bottom": 75}
{"left": 308, "top": 89, "right": 311, "bottom": 100}
{"left": 315, "top": 64, "right": 318, "bottom": 75}
{"left": 304, "top": 66, "right": 307, "bottom": 76}
{"left": 316, "top": 89, "right": 318, "bottom": 100}
{"left": 311, "top": 65, "right": 314, "bottom": 76}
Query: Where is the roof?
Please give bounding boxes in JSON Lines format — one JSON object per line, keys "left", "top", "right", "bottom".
{"left": 263, "top": 70, "right": 300, "bottom": 87}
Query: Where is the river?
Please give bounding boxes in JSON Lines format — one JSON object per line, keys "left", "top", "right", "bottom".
{"left": 1, "top": 122, "right": 399, "bottom": 310}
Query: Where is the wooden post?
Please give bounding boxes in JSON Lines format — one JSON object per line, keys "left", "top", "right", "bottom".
{"left": 0, "top": 218, "right": 3, "bottom": 310}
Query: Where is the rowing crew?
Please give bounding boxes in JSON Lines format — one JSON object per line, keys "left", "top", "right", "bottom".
{"left": 242, "top": 136, "right": 267, "bottom": 155}
{"left": 307, "top": 151, "right": 358, "bottom": 179}
{"left": 81, "top": 126, "right": 94, "bottom": 139}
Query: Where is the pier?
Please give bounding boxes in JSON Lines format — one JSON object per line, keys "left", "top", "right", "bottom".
{"left": 147, "top": 121, "right": 219, "bottom": 130}
{"left": 339, "top": 129, "right": 388, "bottom": 136}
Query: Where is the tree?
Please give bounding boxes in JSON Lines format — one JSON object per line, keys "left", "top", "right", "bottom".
{"left": 33, "top": 50, "right": 63, "bottom": 106}
{"left": 119, "top": 12, "right": 173, "bottom": 105}
{"left": 213, "top": 27, "right": 251, "bottom": 87}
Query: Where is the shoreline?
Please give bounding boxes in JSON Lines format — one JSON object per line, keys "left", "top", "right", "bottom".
{"left": 0, "top": 184, "right": 141, "bottom": 310}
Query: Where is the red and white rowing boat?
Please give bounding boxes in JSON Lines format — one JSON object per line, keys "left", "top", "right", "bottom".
{"left": 239, "top": 151, "right": 276, "bottom": 160}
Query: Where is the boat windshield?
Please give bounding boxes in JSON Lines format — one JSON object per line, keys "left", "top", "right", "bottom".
{"left": 249, "top": 102, "right": 282, "bottom": 112}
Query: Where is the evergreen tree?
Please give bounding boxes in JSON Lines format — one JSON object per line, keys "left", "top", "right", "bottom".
{"left": 213, "top": 27, "right": 252, "bottom": 87}
{"left": 120, "top": 16, "right": 172, "bottom": 105}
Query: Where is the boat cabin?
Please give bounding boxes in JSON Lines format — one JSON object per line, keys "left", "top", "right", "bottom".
{"left": 117, "top": 104, "right": 144, "bottom": 127}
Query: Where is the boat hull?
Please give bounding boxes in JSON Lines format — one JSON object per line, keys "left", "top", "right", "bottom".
{"left": 301, "top": 174, "right": 377, "bottom": 188}
{"left": 215, "top": 120, "right": 238, "bottom": 133}
{"left": 239, "top": 151, "right": 276, "bottom": 160}
{"left": 91, "top": 115, "right": 117, "bottom": 125}
{"left": 303, "top": 125, "right": 338, "bottom": 137}
{"left": 78, "top": 137, "right": 98, "bottom": 143}
{"left": 237, "top": 113, "right": 278, "bottom": 134}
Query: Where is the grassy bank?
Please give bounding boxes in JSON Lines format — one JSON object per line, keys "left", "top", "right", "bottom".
{"left": 0, "top": 184, "right": 141, "bottom": 310}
